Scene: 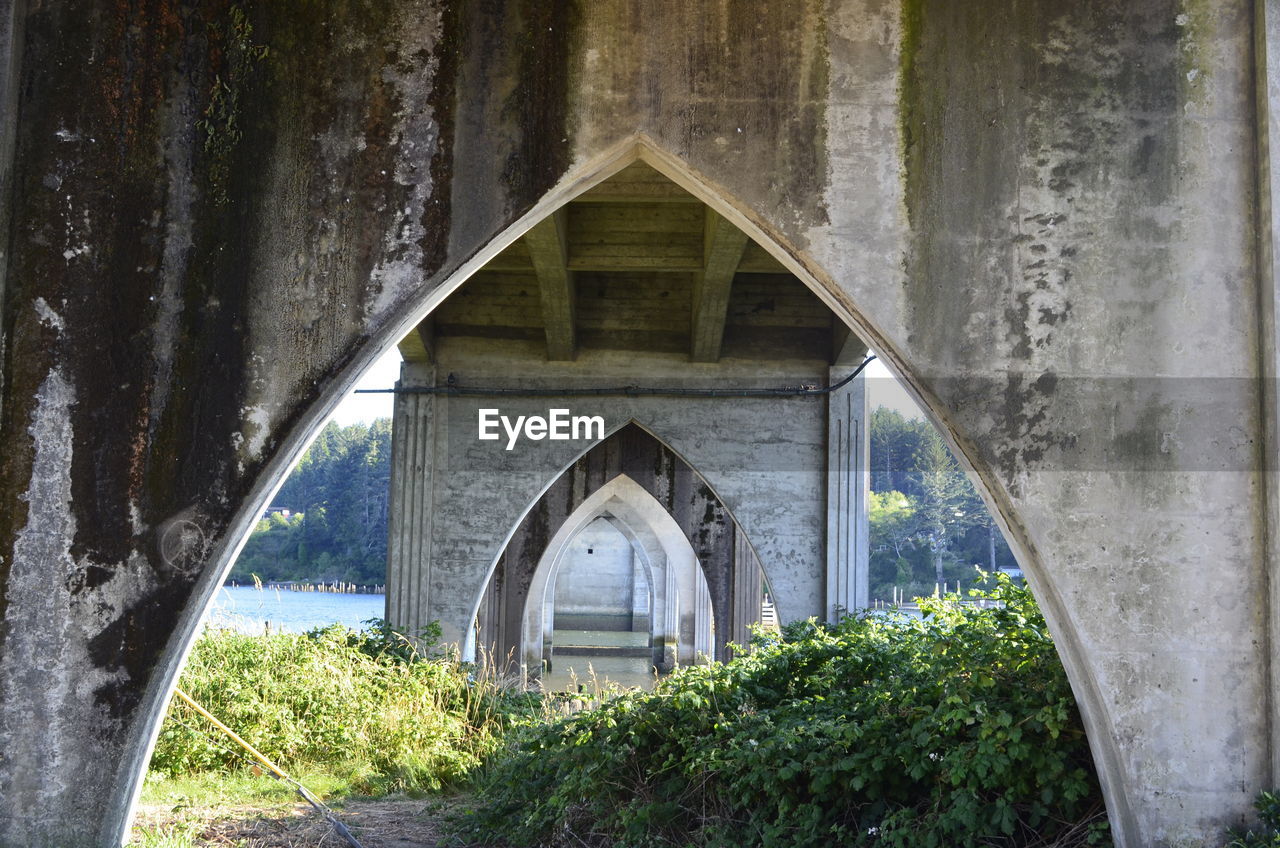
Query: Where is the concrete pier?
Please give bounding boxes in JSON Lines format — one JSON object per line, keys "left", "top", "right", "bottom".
{"left": 1, "top": 3, "right": 1276, "bottom": 844}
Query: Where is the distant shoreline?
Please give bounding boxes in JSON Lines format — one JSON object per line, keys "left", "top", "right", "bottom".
{"left": 222, "top": 579, "right": 385, "bottom": 595}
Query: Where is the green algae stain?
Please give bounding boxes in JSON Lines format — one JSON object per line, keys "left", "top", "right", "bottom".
{"left": 421, "top": 0, "right": 465, "bottom": 277}
{"left": 502, "top": 0, "right": 582, "bottom": 209}
{"left": 198, "top": 5, "right": 269, "bottom": 206}
{"left": 797, "top": 0, "right": 832, "bottom": 227}
{"left": 898, "top": 0, "right": 926, "bottom": 232}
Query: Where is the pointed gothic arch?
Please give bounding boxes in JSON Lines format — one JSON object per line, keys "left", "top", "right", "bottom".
{"left": 510, "top": 474, "right": 715, "bottom": 679}
{"left": 5, "top": 3, "right": 1264, "bottom": 839}
{"left": 471, "top": 423, "right": 766, "bottom": 671}
{"left": 87, "top": 133, "right": 1116, "bottom": 847}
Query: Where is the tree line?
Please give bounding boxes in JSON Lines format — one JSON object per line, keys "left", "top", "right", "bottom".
{"left": 868, "top": 407, "right": 1017, "bottom": 601}
{"left": 230, "top": 419, "right": 392, "bottom": 585}
{"left": 232, "top": 409, "right": 1017, "bottom": 598}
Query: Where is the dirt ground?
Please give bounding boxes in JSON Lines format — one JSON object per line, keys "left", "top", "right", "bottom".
{"left": 130, "top": 798, "right": 472, "bottom": 848}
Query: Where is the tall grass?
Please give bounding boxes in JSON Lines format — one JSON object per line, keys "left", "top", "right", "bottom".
{"left": 149, "top": 621, "right": 540, "bottom": 796}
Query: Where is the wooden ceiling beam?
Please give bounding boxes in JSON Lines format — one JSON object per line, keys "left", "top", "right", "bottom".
{"left": 396, "top": 319, "right": 436, "bottom": 364}
{"left": 569, "top": 256, "right": 704, "bottom": 272}
{"left": 575, "top": 182, "right": 702, "bottom": 203}
{"left": 691, "top": 209, "right": 749, "bottom": 363}
{"left": 525, "top": 208, "right": 576, "bottom": 361}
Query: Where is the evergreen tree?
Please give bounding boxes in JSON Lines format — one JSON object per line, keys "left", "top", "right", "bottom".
{"left": 232, "top": 419, "right": 392, "bottom": 585}
{"left": 914, "top": 429, "right": 980, "bottom": 585}
{"left": 869, "top": 407, "right": 931, "bottom": 495}
{"left": 867, "top": 410, "right": 1018, "bottom": 601}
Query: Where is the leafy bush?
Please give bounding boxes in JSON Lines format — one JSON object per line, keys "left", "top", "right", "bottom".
{"left": 1228, "top": 792, "right": 1280, "bottom": 847}
{"left": 150, "top": 622, "right": 537, "bottom": 794}
{"left": 452, "top": 575, "right": 1108, "bottom": 847}
{"left": 309, "top": 616, "right": 443, "bottom": 665}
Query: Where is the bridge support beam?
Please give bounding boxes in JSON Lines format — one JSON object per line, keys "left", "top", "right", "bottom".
{"left": 386, "top": 362, "right": 437, "bottom": 639}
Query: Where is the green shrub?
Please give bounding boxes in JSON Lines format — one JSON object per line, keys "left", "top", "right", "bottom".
{"left": 452, "top": 575, "right": 1108, "bottom": 847}
{"left": 150, "top": 622, "right": 537, "bottom": 795}
{"left": 310, "top": 616, "right": 443, "bottom": 665}
{"left": 1228, "top": 792, "right": 1280, "bottom": 847}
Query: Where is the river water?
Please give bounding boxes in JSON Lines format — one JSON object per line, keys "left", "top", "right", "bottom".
{"left": 544, "top": 630, "right": 658, "bottom": 692}
{"left": 206, "top": 585, "right": 385, "bottom": 634}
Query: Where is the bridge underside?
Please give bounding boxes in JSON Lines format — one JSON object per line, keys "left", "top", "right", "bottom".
{"left": 1, "top": 2, "right": 1277, "bottom": 847}
{"left": 384, "top": 162, "right": 870, "bottom": 671}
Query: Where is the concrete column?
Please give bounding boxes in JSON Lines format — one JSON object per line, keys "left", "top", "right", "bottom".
{"left": 475, "top": 578, "right": 497, "bottom": 664}
{"left": 630, "top": 547, "right": 649, "bottom": 631}
{"left": 826, "top": 365, "right": 870, "bottom": 620}
{"left": 730, "top": 533, "right": 763, "bottom": 656}
{"left": 661, "top": 551, "right": 679, "bottom": 669}
{"left": 694, "top": 565, "right": 714, "bottom": 660}
{"left": 1255, "top": 0, "right": 1280, "bottom": 788}
{"left": 385, "top": 362, "right": 435, "bottom": 638}
{"left": 541, "top": 591, "right": 555, "bottom": 672}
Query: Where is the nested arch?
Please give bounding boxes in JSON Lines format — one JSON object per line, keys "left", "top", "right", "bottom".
{"left": 359, "top": 138, "right": 1119, "bottom": 836}
{"left": 108, "top": 137, "right": 1119, "bottom": 847}
{"left": 471, "top": 422, "right": 766, "bottom": 669}
{"left": 516, "top": 479, "right": 662, "bottom": 671}
{"left": 212, "top": 136, "right": 1090, "bottom": 719}
{"left": 511, "top": 475, "right": 714, "bottom": 677}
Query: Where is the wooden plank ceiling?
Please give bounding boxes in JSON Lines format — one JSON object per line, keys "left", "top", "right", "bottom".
{"left": 401, "top": 162, "right": 852, "bottom": 364}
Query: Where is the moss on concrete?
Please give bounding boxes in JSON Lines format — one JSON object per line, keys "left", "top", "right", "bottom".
{"left": 196, "top": 6, "right": 269, "bottom": 205}
{"left": 898, "top": 0, "right": 926, "bottom": 231}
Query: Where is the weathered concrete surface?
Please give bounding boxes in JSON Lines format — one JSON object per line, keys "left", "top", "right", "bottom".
{"left": 1254, "top": 0, "right": 1280, "bottom": 789}
{"left": 0, "top": 0, "right": 23, "bottom": 373}
{"left": 551, "top": 519, "right": 647, "bottom": 628}
{"left": 0, "top": 1, "right": 1275, "bottom": 846}
{"left": 387, "top": 340, "right": 831, "bottom": 661}
{"left": 876, "top": 4, "right": 1267, "bottom": 844}
{"left": 0, "top": 3, "right": 462, "bottom": 843}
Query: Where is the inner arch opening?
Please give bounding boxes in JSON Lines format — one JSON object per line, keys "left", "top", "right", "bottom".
{"left": 129, "top": 139, "right": 1110, "bottom": 847}
{"left": 540, "top": 511, "right": 702, "bottom": 691}
{"left": 382, "top": 153, "right": 870, "bottom": 660}
{"left": 467, "top": 439, "right": 767, "bottom": 688}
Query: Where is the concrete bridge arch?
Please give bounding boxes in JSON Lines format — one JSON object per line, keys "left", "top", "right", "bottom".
{"left": 0, "top": 3, "right": 1275, "bottom": 845}
{"left": 461, "top": 425, "right": 767, "bottom": 674}
{"left": 513, "top": 473, "right": 716, "bottom": 678}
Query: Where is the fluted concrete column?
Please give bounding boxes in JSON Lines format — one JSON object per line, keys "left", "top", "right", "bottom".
{"left": 659, "top": 551, "right": 678, "bottom": 670}
{"left": 631, "top": 546, "right": 649, "bottom": 631}
{"left": 730, "top": 532, "right": 763, "bottom": 655}
{"left": 694, "top": 565, "right": 714, "bottom": 660}
{"left": 386, "top": 362, "right": 436, "bottom": 638}
{"left": 826, "top": 366, "right": 870, "bottom": 620}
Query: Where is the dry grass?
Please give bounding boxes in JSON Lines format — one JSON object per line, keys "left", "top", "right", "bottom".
{"left": 130, "top": 798, "right": 468, "bottom": 848}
